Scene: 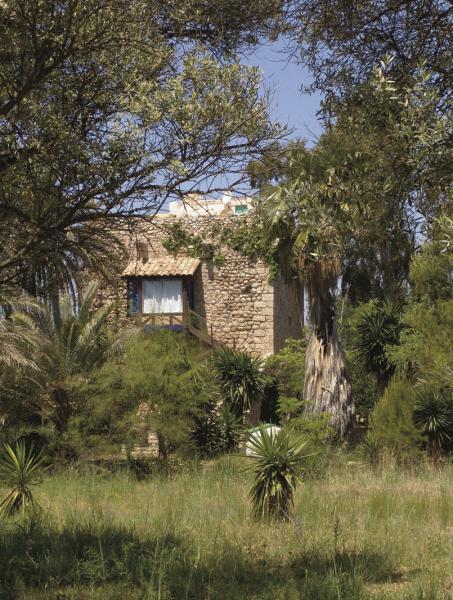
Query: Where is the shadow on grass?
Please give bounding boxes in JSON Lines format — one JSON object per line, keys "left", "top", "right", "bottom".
{"left": 0, "top": 519, "right": 400, "bottom": 600}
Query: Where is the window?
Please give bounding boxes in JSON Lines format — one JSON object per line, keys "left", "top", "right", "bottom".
{"left": 142, "top": 278, "right": 183, "bottom": 314}
{"left": 234, "top": 204, "right": 248, "bottom": 214}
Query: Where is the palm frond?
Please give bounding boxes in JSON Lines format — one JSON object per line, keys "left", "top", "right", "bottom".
{"left": 77, "top": 281, "right": 101, "bottom": 326}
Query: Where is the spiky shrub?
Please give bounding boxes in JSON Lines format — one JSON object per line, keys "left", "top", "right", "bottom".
{"left": 194, "top": 403, "right": 244, "bottom": 455}
{"left": 414, "top": 386, "right": 453, "bottom": 456}
{"left": 353, "top": 299, "right": 402, "bottom": 391}
{"left": 245, "top": 425, "right": 308, "bottom": 520}
{"left": 212, "top": 347, "right": 265, "bottom": 415}
{"left": 0, "top": 442, "right": 46, "bottom": 517}
{"left": 218, "top": 404, "right": 244, "bottom": 451}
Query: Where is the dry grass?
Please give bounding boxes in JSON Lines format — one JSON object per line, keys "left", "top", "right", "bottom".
{"left": 0, "top": 456, "right": 452, "bottom": 599}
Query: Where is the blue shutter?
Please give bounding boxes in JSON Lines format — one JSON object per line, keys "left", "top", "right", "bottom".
{"left": 127, "top": 279, "right": 139, "bottom": 315}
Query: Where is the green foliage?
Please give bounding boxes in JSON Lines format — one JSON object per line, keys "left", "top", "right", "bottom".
{"left": 265, "top": 337, "right": 306, "bottom": 408}
{"left": 219, "top": 219, "right": 281, "bottom": 278}
{"left": 162, "top": 221, "right": 217, "bottom": 261}
{"left": 0, "top": 442, "right": 46, "bottom": 517}
{"left": 338, "top": 300, "right": 383, "bottom": 420}
{"left": 212, "top": 347, "right": 265, "bottom": 415}
{"left": 68, "top": 331, "right": 216, "bottom": 458}
{"left": 276, "top": 396, "right": 303, "bottom": 422}
{"left": 352, "top": 299, "right": 402, "bottom": 387}
{"left": 245, "top": 425, "right": 308, "bottom": 519}
{"left": 345, "top": 350, "right": 380, "bottom": 421}
{"left": 1, "top": 281, "right": 128, "bottom": 433}
{"left": 0, "top": 0, "right": 283, "bottom": 293}
{"left": 413, "top": 387, "right": 453, "bottom": 456}
{"left": 386, "top": 228, "right": 453, "bottom": 393}
{"left": 262, "top": 336, "right": 306, "bottom": 425}
{"left": 12, "top": 281, "right": 115, "bottom": 379}
{"left": 410, "top": 218, "right": 453, "bottom": 304}
{"left": 163, "top": 217, "right": 281, "bottom": 277}
{"left": 367, "top": 378, "right": 420, "bottom": 460}
{"left": 193, "top": 402, "right": 244, "bottom": 455}
{"left": 285, "top": 0, "right": 451, "bottom": 115}
{"left": 285, "top": 413, "right": 334, "bottom": 478}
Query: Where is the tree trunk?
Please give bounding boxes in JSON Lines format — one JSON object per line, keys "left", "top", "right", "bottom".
{"left": 157, "top": 431, "right": 168, "bottom": 459}
{"left": 243, "top": 398, "right": 262, "bottom": 427}
{"left": 304, "top": 327, "right": 354, "bottom": 438}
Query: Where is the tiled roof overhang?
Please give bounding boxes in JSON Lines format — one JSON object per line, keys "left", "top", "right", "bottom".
{"left": 121, "top": 257, "right": 200, "bottom": 277}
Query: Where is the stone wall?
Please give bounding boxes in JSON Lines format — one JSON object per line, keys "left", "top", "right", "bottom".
{"left": 94, "top": 214, "right": 303, "bottom": 355}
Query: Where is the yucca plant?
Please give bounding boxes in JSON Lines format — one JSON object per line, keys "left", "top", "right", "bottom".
{"left": 218, "top": 404, "right": 244, "bottom": 451}
{"left": 0, "top": 442, "right": 46, "bottom": 517}
{"left": 193, "top": 402, "right": 244, "bottom": 454}
{"left": 212, "top": 347, "right": 266, "bottom": 418}
{"left": 354, "top": 299, "right": 402, "bottom": 392}
{"left": 414, "top": 386, "right": 453, "bottom": 456}
{"left": 244, "top": 425, "right": 309, "bottom": 520}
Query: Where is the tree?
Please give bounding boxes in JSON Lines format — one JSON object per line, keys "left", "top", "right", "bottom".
{"left": 367, "top": 377, "right": 420, "bottom": 460}
{"left": 251, "top": 60, "right": 451, "bottom": 436}
{"left": 257, "top": 147, "right": 354, "bottom": 437}
{"left": 2, "top": 281, "right": 124, "bottom": 431}
{"left": 386, "top": 216, "right": 453, "bottom": 392}
{"left": 0, "top": 0, "right": 285, "bottom": 295}
{"left": 285, "top": 0, "right": 452, "bottom": 114}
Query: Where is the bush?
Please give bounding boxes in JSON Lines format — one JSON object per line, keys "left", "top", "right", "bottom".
{"left": 66, "top": 331, "right": 217, "bottom": 459}
{"left": 262, "top": 336, "right": 307, "bottom": 424}
{"left": 366, "top": 377, "right": 421, "bottom": 462}
{"left": 193, "top": 402, "right": 244, "bottom": 455}
{"left": 286, "top": 413, "right": 334, "bottom": 477}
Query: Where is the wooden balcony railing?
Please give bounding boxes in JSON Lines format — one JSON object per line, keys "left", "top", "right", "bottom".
{"left": 135, "top": 309, "right": 221, "bottom": 348}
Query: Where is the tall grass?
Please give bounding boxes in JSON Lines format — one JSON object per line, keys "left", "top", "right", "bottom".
{"left": 0, "top": 457, "right": 451, "bottom": 599}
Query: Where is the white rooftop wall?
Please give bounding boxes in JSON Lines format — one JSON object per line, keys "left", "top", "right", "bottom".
{"left": 168, "top": 194, "right": 252, "bottom": 217}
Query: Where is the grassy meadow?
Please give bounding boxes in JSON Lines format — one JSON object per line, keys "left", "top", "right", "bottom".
{"left": 0, "top": 456, "right": 452, "bottom": 600}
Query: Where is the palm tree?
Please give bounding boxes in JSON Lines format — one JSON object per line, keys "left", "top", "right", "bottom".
{"left": 11, "top": 281, "right": 126, "bottom": 430}
{"left": 259, "top": 147, "right": 354, "bottom": 437}
{"left": 0, "top": 313, "right": 41, "bottom": 372}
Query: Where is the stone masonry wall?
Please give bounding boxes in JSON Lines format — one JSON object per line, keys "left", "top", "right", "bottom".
{"left": 93, "top": 214, "right": 302, "bottom": 355}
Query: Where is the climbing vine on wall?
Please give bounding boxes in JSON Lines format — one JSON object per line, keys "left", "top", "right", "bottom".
{"left": 162, "top": 218, "right": 280, "bottom": 278}
{"left": 219, "top": 220, "right": 280, "bottom": 278}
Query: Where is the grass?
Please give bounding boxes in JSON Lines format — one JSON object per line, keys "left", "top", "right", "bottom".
{"left": 0, "top": 455, "right": 452, "bottom": 599}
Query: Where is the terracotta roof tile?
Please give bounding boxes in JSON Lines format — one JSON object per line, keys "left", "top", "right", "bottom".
{"left": 121, "top": 256, "right": 200, "bottom": 277}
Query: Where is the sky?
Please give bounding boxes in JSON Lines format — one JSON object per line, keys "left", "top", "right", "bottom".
{"left": 244, "top": 41, "right": 324, "bottom": 147}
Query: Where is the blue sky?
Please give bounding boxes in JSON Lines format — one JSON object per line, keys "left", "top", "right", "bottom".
{"left": 245, "top": 41, "right": 324, "bottom": 147}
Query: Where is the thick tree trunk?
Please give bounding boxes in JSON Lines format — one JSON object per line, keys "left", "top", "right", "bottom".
{"left": 304, "top": 328, "right": 354, "bottom": 438}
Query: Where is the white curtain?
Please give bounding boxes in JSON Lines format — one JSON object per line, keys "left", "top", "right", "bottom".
{"left": 142, "top": 278, "right": 183, "bottom": 314}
